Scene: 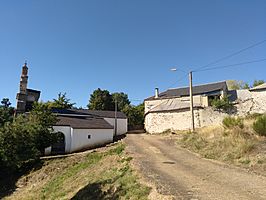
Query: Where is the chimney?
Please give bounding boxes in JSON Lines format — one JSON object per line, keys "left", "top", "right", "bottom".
{"left": 155, "top": 88, "right": 159, "bottom": 98}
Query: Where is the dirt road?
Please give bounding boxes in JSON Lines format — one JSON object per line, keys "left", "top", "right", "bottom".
{"left": 125, "top": 134, "right": 266, "bottom": 200}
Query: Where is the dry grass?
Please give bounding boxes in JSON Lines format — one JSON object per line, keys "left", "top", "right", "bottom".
{"left": 177, "top": 119, "right": 266, "bottom": 175}
{"left": 4, "top": 142, "right": 151, "bottom": 200}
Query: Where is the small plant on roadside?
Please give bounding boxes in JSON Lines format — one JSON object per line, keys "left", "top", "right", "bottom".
{"left": 222, "top": 116, "right": 244, "bottom": 129}
{"left": 253, "top": 115, "right": 266, "bottom": 136}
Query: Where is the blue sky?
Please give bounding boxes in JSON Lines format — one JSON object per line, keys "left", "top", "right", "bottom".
{"left": 0, "top": 0, "right": 265, "bottom": 107}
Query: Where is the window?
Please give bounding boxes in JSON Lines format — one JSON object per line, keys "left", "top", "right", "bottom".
{"left": 88, "top": 135, "right": 91, "bottom": 139}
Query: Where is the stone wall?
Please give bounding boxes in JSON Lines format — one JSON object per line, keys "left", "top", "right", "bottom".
{"left": 145, "top": 89, "right": 266, "bottom": 134}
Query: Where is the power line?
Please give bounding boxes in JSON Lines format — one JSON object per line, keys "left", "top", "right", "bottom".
{"left": 165, "top": 73, "right": 188, "bottom": 90}
{"left": 194, "top": 58, "right": 266, "bottom": 72}
{"left": 193, "top": 39, "right": 266, "bottom": 72}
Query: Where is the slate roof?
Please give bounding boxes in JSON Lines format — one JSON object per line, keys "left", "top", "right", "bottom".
{"left": 250, "top": 83, "right": 266, "bottom": 91}
{"left": 55, "top": 115, "right": 113, "bottom": 129}
{"left": 145, "top": 81, "right": 228, "bottom": 101}
{"left": 52, "top": 109, "right": 127, "bottom": 119}
{"left": 146, "top": 99, "right": 202, "bottom": 114}
{"left": 26, "top": 88, "right": 41, "bottom": 94}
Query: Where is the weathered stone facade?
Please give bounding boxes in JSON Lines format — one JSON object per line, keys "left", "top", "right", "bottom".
{"left": 145, "top": 89, "right": 266, "bottom": 134}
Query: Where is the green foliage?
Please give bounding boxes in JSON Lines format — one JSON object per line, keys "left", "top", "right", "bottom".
{"left": 0, "top": 98, "right": 14, "bottom": 127}
{"left": 88, "top": 89, "right": 131, "bottom": 111}
{"left": 226, "top": 80, "right": 249, "bottom": 90}
{"left": 253, "top": 115, "right": 266, "bottom": 136}
{"left": 0, "top": 102, "right": 59, "bottom": 172}
{"left": 222, "top": 116, "right": 244, "bottom": 129}
{"left": 112, "top": 92, "right": 130, "bottom": 111}
{"left": 245, "top": 113, "right": 263, "bottom": 120}
{"left": 242, "top": 83, "right": 250, "bottom": 89}
{"left": 0, "top": 115, "right": 40, "bottom": 170}
{"left": 29, "top": 102, "right": 59, "bottom": 152}
{"left": 253, "top": 80, "right": 265, "bottom": 88}
{"left": 88, "top": 89, "right": 143, "bottom": 126}
{"left": 87, "top": 88, "right": 114, "bottom": 110}
{"left": 211, "top": 96, "right": 233, "bottom": 112}
{"left": 47, "top": 92, "right": 75, "bottom": 109}
{"left": 122, "top": 103, "right": 144, "bottom": 127}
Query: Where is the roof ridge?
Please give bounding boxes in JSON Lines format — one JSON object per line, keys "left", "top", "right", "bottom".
{"left": 168, "top": 80, "right": 227, "bottom": 90}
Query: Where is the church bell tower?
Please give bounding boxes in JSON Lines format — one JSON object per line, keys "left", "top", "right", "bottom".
{"left": 16, "top": 62, "right": 28, "bottom": 113}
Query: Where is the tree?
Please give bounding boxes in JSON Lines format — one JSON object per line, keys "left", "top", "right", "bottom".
{"left": 47, "top": 92, "right": 75, "bottom": 109}
{"left": 29, "top": 102, "right": 59, "bottom": 153}
{"left": 0, "top": 98, "right": 14, "bottom": 127}
{"left": 242, "top": 83, "right": 250, "bottom": 89}
{"left": 0, "top": 102, "right": 59, "bottom": 172}
{"left": 112, "top": 92, "right": 130, "bottom": 111}
{"left": 226, "top": 80, "right": 249, "bottom": 90}
{"left": 253, "top": 80, "right": 265, "bottom": 88}
{"left": 88, "top": 88, "right": 114, "bottom": 110}
{"left": 122, "top": 103, "right": 144, "bottom": 127}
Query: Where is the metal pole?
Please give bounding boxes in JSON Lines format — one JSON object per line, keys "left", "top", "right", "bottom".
{"left": 189, "top": 71, "right": 195, "bottom": 131}
{"left": 114, "top": 99, "right": 117, "bottom": 137}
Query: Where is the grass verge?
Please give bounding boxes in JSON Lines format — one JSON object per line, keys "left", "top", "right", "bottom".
{"left": 5, "top": 142, "right": 150, "bottom": 200}
{"left": 177, "top": 123, "right": 266, "bottom": 174}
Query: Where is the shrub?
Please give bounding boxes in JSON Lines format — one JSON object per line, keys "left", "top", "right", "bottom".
{"left": 211, "top": 96, "right": 234, "bottom": 112}
{"left": 253, "top": 115, "right": 266, "bottom": 136}
{"left": 0, "top": 102, "right": 59, "bottom": 173}
{"left": 222, "top": 116, "right": 244, "bottom": 129}
{"left": 245, "top": 113, "right": 263, "bottom": 120}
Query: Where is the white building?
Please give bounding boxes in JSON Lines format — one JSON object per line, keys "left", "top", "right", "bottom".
{"left": 45, "top": 109, "right": 128, "bottom": 155}
{"left": 71, "top": 109, "right": 128, "bottom": 136}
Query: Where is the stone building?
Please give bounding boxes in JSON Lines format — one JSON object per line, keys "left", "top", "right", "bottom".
{"left": 144, "top": 81, "right": 266, "bottom": 133}
{"left": 16, "top": 62, "right": 41, "bottom": 113}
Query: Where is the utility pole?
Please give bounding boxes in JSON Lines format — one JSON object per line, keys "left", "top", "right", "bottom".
{"left": 189, "top": 71, "right": 195, "bottom": 131}
{"left": 114, "top": 99, "right": 118, "bottom": 137}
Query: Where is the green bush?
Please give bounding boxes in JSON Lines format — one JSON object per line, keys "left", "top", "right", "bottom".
{"left": 211, "top": 96, "right": 234, "bottom": 112}
{"left": 253, "top": 115, "right": 266, "bottom": 136}
{"left": 0, "top": 102, "right": 58, "bottom": 172}
{"left": 222, "top": 116, "right": 244, "bottom": 129}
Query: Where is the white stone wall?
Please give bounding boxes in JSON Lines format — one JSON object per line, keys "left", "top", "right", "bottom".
{"left": 71, "top": 129, "right": 113, "bottom": 153}
{"left": 145, "top": 109, "right": 200, "bottom": 133}
{"left": 145, "top": 90, "right": 266, "bottom": 133}
{"left": 104, "top": 118, "right": 128, "bottom": 135}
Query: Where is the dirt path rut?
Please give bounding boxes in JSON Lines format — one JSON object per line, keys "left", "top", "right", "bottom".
{"left": 125, "top": 134, "right": 266, "bottom": 200}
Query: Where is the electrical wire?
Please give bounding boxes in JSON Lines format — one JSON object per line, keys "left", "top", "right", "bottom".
{"left": 194, "top": 58, "right": 266, "bottom": 72}
{"left": 193, "top": 39, "right": 266, "bottom": 72}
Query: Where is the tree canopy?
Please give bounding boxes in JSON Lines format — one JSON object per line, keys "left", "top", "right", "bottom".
{"left": 47, "top": 92, "right": 75, "bottom": 109}
{"left": 226, "top": 80, "right": 249, "bottom": 90}
{"left": 112, "top": 92, "right": 131, "bottom": 111}
{"left": 227, "top": 79, "right": 265, "bottom": 90}
{"left": 0, "top": 98, "right": 14, "bottom": 127}
{"left": 122, "top": 103, "right": 144, "bottom": 127}
{"left": 88, "top": 88, "right": 144, "bottom": 127}
{"left": 88, "top": 89, "right": 131, "bottom": 111}
{"left": 87, "top": 88, "right": 114, "bottom": 110}
{"left": 0, "top": 101, "right": 59, "bottom": 173}
{"left": 253, "top": 80, "right": 265, "bottom": 88}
